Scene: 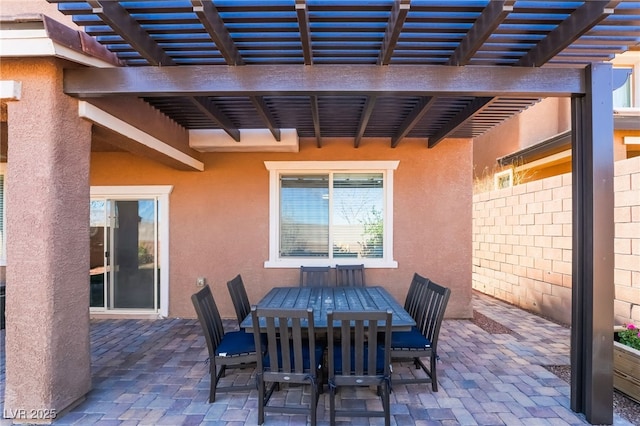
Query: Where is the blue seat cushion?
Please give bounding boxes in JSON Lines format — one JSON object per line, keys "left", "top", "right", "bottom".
{"left": 263, "top": 339, "right": 326, "bottom": 371}
{"left": 390, "top": 329, "right": 432, "bottom": 350}
{"left": 331, "top": 343, "right": 386, "bottom": 375}
{"left": 216, "top": 330, "right": 256, "bottom": 357}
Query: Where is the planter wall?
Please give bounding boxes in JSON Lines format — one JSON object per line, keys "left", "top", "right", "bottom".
{"left": 614, "top": 335, "right": 640, "bottom": 403}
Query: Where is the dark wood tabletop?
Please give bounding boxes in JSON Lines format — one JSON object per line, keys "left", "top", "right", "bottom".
{"left": 240, "top": 286, "right": 415, "bottom": 331}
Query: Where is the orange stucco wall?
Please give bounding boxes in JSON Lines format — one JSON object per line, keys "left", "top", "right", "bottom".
{"left": 617, "top": 129, "right": 640, "bottom": 159}
{"left": 473, "top": 98, "right": 636, "bottom": 183}
{"left": 473, "top": 97, "right": 572, "bottom": 176}
{"left": 90, "top": 137, "right": 473, "bottom": 319}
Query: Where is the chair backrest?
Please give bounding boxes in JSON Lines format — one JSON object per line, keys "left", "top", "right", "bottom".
{"left": 227, "top": 274, "right": 251, "bottom": 325}
{"left": 299, "top": 266, "right": 331, "bottom": 287}
{"left": 404, "top": 273, "right": 430, "bottom": 321}
{"left": 335, "top": 264, "right": 366, "bottom": 287}
{"left": 251, "top": 306, "right": 318, "bottom": 376}
{"left": 191, "top": 285, "right": 225, "bottom": 359}
{"left": 327, "top": 309, "right": 392, "bottom": 378}
{"left": 417, "top": 280, "right": 451, "bottom": 352}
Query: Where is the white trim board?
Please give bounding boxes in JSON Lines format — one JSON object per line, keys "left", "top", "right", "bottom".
{"left": 90, "top": 185, "right": 173, "bottom": 317}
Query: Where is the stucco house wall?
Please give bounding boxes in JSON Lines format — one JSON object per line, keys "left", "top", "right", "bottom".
{"left": 473, "top": 156, "right": 640, "bottom": 326}
{"left": 90, "top": 137, "right": 474, "bottom": 320}
{"left": 473, "top": 97, "right": 572, "bottom": 179}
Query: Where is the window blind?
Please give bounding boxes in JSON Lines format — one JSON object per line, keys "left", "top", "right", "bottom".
{"left": 280, "top": 175, "right": 329, "bottom": 257}
{"left": 332, "top": 173, "right": 383, "bottom": 259}
{"left": 279, "top": 172, "right": 383, "bottom": 259}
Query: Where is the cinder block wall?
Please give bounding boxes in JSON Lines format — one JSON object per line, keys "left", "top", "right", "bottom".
{"left": 614, "top": 157, "right": 640, "bottom": 325}
{"left": 473, "top": 156, "right": 640, "bottom": 326}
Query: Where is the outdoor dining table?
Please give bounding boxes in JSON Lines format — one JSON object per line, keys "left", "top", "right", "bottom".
{"left": 240, "top": 285, "right": 415, "bottom": 331}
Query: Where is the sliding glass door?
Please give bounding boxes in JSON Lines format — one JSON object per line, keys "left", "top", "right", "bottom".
{"left": 90, "top": 198, "right": 160, "bottom": 312}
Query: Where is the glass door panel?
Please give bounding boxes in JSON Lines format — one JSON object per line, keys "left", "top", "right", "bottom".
{"left": 90, "top": 197, "right": 159, "bottom": 312}
{"left": 113, "top": 199, "right": 157, "bottom": 310}
{"left": 89, "top": 200, "right": 107, "bottom": 308}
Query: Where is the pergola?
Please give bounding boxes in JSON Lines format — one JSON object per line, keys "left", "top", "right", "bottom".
{"left": 50, "top": 0, "right": 640, "bottom": 153}
{"left": 4, "top": 0, "right": 640, "bottom": 423}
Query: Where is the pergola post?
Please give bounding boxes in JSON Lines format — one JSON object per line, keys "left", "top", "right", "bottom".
{"left": 570, "top": 62, "right": 615, "bottom": 424}
{"left": 3, "top": 58, "right": 92, "bottom": 422}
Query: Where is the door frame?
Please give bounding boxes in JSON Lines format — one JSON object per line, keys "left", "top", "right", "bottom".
{"left": 90, "top": 185, "right": 172, "bottom": 317}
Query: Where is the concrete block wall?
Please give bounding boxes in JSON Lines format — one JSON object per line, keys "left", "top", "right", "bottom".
{"left": 614, "top": 156, "right": 640, "bottom": 325}
{"left": 472, "top": 156, "right": 640, "bottom": 326}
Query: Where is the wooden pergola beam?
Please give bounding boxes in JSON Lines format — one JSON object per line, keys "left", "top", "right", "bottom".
{"left": 250, "top": 96, "right": 281, "bottom": 141}
{"left": 428, "top": 97, "right": 495, "bottom": 148}
{"left": 296, "top": 0, "right": 313, "bottom": 65}
{"left": 378, "top": 0, "right": 411, "bottom": 65}
{"left": 310, "top": 95, "right": 321, "bottom": 147}
{"left": 354, "top": 96, "right": 377, "bottom": 148}
{"left": 391, "top": 96, "right": 437, "bottom": 148}
{"left": 517, "top": 0, "right": 619, "bottom": 67}
{"left": 191, "top": 0, "right": 244, "bottom": 66}
{"left": 446, "top": 0, "right": 515, "bottom": 66}
{"left": 63, "top": 65, "right": 586, "bottom": 97}
{"left": 189, "top": 96, "right": 240, "bottom": 142}
{"left": 86, "top": 0, "right": 174, "bottom": 66}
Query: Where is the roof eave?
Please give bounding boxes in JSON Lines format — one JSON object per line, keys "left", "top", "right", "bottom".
{"left": 0, "top": 14, "right": 123, "bottom": 68}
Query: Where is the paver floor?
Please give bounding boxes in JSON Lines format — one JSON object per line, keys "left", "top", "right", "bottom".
{"left": 0, "top": 292, "right": 635, "bottom": 425}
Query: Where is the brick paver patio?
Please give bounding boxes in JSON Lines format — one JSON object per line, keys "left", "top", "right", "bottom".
{"left": 0, "top": 292, "right": 634, "bottom": 425}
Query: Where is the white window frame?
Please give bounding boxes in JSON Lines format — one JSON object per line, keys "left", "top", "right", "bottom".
{"left": 264, "top": 161, "right": 398, "bottom": 268}
{"left": 494, "top": 169, "right": 513, "bottom": 190}
{"left": 90, "top": 185, "right": 172, "bottom": 317}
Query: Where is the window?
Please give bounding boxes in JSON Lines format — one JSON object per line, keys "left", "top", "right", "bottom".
{"left": 613, "top": 68, "right": 633, "bottom": 108}
{"left": 494, "top": 169, "right": 513, "bottom": 190}
{"left": 265, "top": 161, "right": 398, "bottom": 268}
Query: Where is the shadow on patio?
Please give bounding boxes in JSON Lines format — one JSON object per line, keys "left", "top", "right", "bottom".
{"left": 0, "top": 292, "right": 635, "bottom": 425}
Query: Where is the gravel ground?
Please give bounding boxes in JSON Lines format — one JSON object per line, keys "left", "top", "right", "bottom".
{"left": 545, "top": 365, "right": 640, "bottom": 425}
{"left": 472, "top": 310, "right": 640, "bottom": 425}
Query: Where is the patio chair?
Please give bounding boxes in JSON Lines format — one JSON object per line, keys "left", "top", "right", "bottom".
{"left": 299, "top": 266, "right": 331, "bottom": 287}
{"left": 390, "top": 278, "right": 450, "bottom": 391}
{"left": 191, "top": 285, "right": 258, "bottom": 403}
{"left": 327, "top": 309, "right": 393, "bottom": 426}
{"left": 226, "top": 274, "right": 251, "bottom": 325}
{"left": 335, "top": 264, "right": 366, "bottom": 287}
{"left": 403, "top": 272, "right": 429, "bottom": 321}
{"left": 251, "top": 306, "right": 324, "bottom": 425}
